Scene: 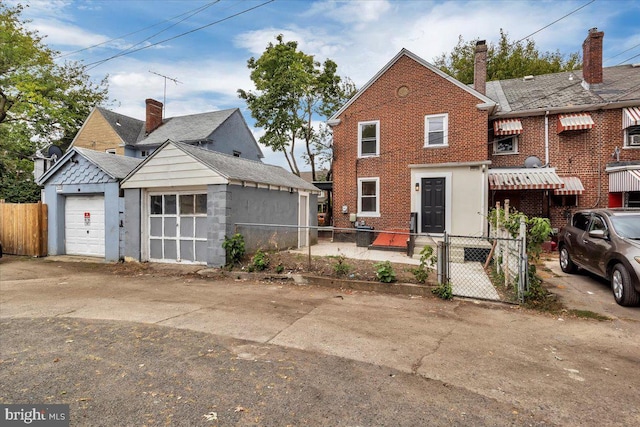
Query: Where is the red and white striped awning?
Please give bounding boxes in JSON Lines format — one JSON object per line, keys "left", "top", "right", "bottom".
{"left": 623, "top": 107, "right": 640, "bottom": 129}
{"left": 557, "top": 113, "right": 594, "bottom": 133}
{"left": 488, "top": 168, "right": 564, "bottom": 191}
{"left": 494, "top": 119, "right": 523, "bottom": 136}
{"left": 608, "top": 169, "right": 640, "bottom": 192}
{"left": 554, "top": 176, "right": 584, "bottom": 195}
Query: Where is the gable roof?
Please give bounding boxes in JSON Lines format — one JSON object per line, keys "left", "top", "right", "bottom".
{"left": 135, "top": 108, "right": 238, "bottom": 147}
{"left": 486, "top": 64, "right": 640, "bottom": 117}
{"left": 96, "top": 107, "right": 145, "bottom": 144}
{"left": 37, "top": 147, "right": 142, "bottom": 185}
{"left": 122, "top": 141, "right": 319, "bottom": 193}
{"left": 329, "top": 48, "right": 496, "bottom": 122}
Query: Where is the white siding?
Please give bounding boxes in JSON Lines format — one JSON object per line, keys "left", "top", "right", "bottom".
{"left": 121, "top": 145, "right": 227, "bottom": 189}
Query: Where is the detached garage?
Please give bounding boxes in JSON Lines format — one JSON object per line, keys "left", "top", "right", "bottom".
{"left": 120, "top": 141, "right": 320, "bottom": 267}
{"left": 37, "top": 148, "right": 142, "bottom": 261}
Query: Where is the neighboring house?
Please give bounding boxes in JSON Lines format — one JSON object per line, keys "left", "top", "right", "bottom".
{"left": 328, "top": 48, "right": 496, "bottom": 236}
{"left": 36, "top": 147, "right": 142, "bottom": 261}
{"left": 120, "top": 141, "right": 320, "bottom": 267}
{"left": 70, "top": 99, "right": 264, "bottom": 162}
{"left": 484, "top": 28, "right": 640, "bottom": 229}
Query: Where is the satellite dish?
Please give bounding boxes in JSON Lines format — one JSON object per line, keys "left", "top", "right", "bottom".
{"left": 47, "top": 145, "right": 63, "bottom": 163}
{"left": 524, "top": 155, "right": 543, "bottom": 168}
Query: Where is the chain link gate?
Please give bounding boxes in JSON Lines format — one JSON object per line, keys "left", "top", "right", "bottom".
{"left": 439, "top": 233, "right": 527, "bottom": 303}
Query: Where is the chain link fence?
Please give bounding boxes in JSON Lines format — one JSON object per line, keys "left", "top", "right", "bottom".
{"left": 441, "top": 234, "right": 526, "bottom": 303}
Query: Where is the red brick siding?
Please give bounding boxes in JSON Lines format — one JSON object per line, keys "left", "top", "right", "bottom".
{"left": 332, "top": 55, "right": 489, "bottom": 231}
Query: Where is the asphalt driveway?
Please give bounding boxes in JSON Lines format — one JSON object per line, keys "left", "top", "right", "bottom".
{"left": 1, "top": 255, "right": 639, "bottom": 426}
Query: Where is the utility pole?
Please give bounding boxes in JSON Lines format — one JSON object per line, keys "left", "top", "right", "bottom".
{"left": 149, "top": 70, "right": 182, "bottom": 118}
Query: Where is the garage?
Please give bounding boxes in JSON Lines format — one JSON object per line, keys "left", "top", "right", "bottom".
{"left": 148, "top": 193, "right": 208, "bottom": 263}
{"left": 65, "top": 195, "right": 106, "bottom": 257}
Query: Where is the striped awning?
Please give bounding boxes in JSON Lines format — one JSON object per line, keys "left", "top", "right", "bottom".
{"left": 623, "top": 107, "right": 640, "bottom": 129}
{"left": 608, "top": 169, "right": 640, "bottom": 192}
{"left": 488, "top": 168, "right": 564, "bottom": 190}
{"left": 554, "top": 176, "right": 584, "bottom": 195}
{"left": 494, "top": 119, "right": 523, "bottom": 135}
{"left": 557, "top": 113, "right": 594, "bottom": 133}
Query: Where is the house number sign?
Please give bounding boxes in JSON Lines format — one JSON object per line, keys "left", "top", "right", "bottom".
{"left": 84, "top": 212, "right": 91, "bottom": 226}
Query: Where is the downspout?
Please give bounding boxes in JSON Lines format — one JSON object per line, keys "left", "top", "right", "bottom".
{"left": 544, "top": 111, "right": 549, "bottom": 165}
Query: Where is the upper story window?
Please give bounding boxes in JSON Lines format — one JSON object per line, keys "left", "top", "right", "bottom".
{"left": 625, "top": 125, "right": 640, "bottom": 148}
{"left": 233, "top": 150, "right": 241, "bottom": 157}
{"left": 357, "top": 177, "right": 380, "bottom": 217}
{"left": 140, "top": 150, "right": 149, "bottom": 158}
{"left": 493, "top": 136, "right": 518, "bottom": 155}
{"left": 105, "top": 149, "right": 116, "bottom": 154}
{"left": 358, "top": 121, "right": 379, "bottom": 157}
{"left": 425, "top": 114, "right": 448, "bottom": 147}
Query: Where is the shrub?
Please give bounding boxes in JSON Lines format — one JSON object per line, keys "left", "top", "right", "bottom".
{"left": 275, "top": 263, "right": 285, "bottom": 274}
{"left": 251, "top": 250, "right": 270, "bottom": 271}
{"left": 412, "top": 246, "right": 437, "bottom": 284}
{"left": 374, "top": 261, "right": 396, "bottom": 283}
{"left": 432, "top": 281, "right": 453, "bottom": 300}
{"left": 333, "top": 256, "right": 353, "bottom": 276}
{"left": 222, "top": 234, "right": 245, "bottom": 266}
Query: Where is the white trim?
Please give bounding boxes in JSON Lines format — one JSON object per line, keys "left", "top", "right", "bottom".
{"left": 411, "top": 171, "right": 452, "bottom": 235}
{"left": 357, "top": 177, "right": 380, "bottom": 217}
{"left": 493, "top": 135, "right": 519, "bottom": 155}
{"left": 358, "top": 120, "right": 380, "bottom": 158}
{"left": 424, "top": 113, "right": 449, "bottom": 147}
{"left": 328, "top": 48, "right": 496, "bottom": 122}
{"left": 298, "top": 191, "right": 310, "bottom": 248}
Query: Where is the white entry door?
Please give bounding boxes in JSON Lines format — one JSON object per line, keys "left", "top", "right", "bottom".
{"left": 65, "top": 195, "right": 105, "bottom": 257}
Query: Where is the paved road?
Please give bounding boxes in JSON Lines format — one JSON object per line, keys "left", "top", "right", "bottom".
{"left": 1, "top": 256, "right": 639, "bottom": 426}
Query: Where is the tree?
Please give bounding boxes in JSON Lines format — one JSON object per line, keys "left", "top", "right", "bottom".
{"left": 433, "top": 29, "right": 581, "bottom": 84}
{"left": 238, "top": 34, "right": 355, "bottom": 180}
{"left": 0, "top": 3, "right": 108, "bottom": 202}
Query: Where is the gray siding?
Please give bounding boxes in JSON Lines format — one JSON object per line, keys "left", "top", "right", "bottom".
{"left": 201, "top": 111, "right": 263, "bottom": 161}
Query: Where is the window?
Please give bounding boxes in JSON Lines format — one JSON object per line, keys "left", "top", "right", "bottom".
{"left": 140, "top": 150, "right": 149, "bottom": 158}
{"left": 233, "top": 150, "right": 241, "bottom": 157}
{"left": 357, "top": 177, "right": 379, "bottom": 216}
{"left": 358, "top": 121, "right": 379, "bottom": 157}
{"left": 625, "top": 126, "right": 640, "bottom": 147}
{"left": 105, "top": 149, "right": 116, "bottom": 154}
{"left": 572, "top": 213, "right": 590, "bottom": 231}
{"left": 589, "top": 216, "right": 607, "bottom": 232}
{"left": 493, "top": 136, "right": 518, "bottom": 155}
{"left": 425, "top": 114, "right": 448, "bottom": 147}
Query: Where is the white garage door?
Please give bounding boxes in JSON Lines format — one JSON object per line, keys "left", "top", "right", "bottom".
{"left": 65, "top": 195, "right": 105, "bottom": 257}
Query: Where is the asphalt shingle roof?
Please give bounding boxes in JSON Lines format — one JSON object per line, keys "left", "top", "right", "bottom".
{"left": 96, "top": 107, "right": 144, "bottom": 145}
{"left": 173, "top": 142, "right": 319, "bottom": 192}
{"left": 75, "top": 147, "right": 142, "bottom": 179}
{"left": 486, "top": 64, "right": 640, "bottom": 115}
{"left": 135, "top": 109, "right": 237, "bottom": 146}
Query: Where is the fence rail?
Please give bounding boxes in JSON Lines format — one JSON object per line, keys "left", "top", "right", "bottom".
{"left": 0, "top": 201, "right": 48, "bottom": 256}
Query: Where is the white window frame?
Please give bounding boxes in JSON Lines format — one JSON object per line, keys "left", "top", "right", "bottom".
{"left": 358, "top": 120, "right": 380, "bottom": 157}
{"left": 493, "top": 135, "right": 519, "bottom": 155}
{"left": 105, "top": 149, "right": 116, "bottom": 154}
{"left": 357, "top": 177, "right": 380, "bottom": 217}
{"left": 424, "top": 113, "right": 448, "bottom": 147}
{"left": 624, "top": 126, "right": 640, "bottom": 148}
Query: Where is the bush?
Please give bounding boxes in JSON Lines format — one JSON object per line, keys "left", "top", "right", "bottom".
{"left": 251, "top": 250, "right": 270, "bottom": 271}
{"left": 333, "top": 256, "right": 353, "bottom": 276}
{"left": 432, "top": 281, "right": 453, "bottom": 300}
{"left": 412, "top": 246, "right": 437, "bottom": 284}
{"left": 222, "top": 234, "right": 245, "bottom": 266}
{"left": 374, "top": 261, "right": 396, "bottom": 283}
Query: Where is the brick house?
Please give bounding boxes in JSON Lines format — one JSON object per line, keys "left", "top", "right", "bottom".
{"left": 484, "top": 28, "right": 640, "bottom": 229}
{"left": 328, "top": 49, "right": 496, "bottom": 237}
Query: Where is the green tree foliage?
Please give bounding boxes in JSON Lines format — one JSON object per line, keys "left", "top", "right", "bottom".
{"left": 238, "top": 34, "right": 355, "bottom": 180}
{"left": 433, "top": 29, "right": 581, "bottom": 84}
{"left": 0, "top": 4, "right": 108, "bottom": 202}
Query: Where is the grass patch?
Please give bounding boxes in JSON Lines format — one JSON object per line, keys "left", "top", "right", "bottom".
{"left": 566, "top": 309, "right": 611, "bottom": 321}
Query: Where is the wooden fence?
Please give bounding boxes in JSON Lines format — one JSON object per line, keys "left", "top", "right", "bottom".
{"left": 0, "top": 200, "right": 48, "bottom": 256}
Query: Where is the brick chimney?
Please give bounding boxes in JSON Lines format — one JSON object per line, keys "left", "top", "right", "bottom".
{"left": 145, "top": 98, "right": 163, "bottom": 134}
{"left": 474, "top": 40, "right": 487, "bottom": 95}
{"left": 582, "top": 28, "right": 604, "bottom": 87}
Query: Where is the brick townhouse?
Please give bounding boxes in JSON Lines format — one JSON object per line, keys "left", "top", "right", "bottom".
{"left": 485, "top": 28, "right": 640, "bottom": 230}
{"left": 329, "top": 49, "right": 496, "bottom": 237}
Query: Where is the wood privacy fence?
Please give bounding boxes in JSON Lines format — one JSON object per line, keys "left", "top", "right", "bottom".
{"left": 0, "top": 200, "right": 48, "bottom": 256}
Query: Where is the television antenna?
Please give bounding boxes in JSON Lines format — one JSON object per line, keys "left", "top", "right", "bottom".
{"left": 149, "top": 70, "right": 182, "bottom": 117}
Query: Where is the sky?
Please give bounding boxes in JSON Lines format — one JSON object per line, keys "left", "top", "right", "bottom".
{"left": 11, "top": 0, "right": 640, "bottom": 170}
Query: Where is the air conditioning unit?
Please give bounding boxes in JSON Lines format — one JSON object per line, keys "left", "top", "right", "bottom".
{"left": 629, "top": 134, "right": 640, "bottom": 146}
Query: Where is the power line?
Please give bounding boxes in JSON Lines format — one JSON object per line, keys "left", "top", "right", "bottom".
{"left": 85, "top": 0, "right": 276, "bottom": 71}
{"left": 604, "top": 41, "right": 640, "bottom": 64}
{"left": 513, "top": 0, "right": 596, "bottom": 45}
{"left": 56, "top": 1, "right": 220, "bottom": 59}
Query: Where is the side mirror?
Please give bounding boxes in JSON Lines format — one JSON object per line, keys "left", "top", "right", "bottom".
{"left": 589, "top": 229, "right": 607, "bottom": 239}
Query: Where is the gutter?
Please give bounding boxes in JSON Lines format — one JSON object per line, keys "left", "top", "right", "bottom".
{"left": 491, "top": 99, "right": 640, "bottom": 119}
